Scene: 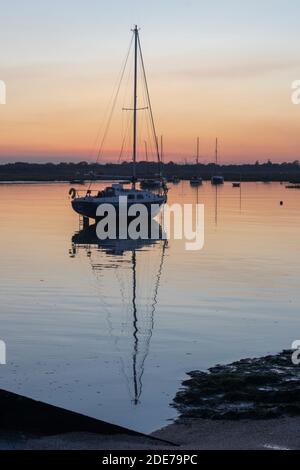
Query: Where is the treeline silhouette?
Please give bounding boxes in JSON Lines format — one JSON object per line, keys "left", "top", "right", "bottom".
{"left": 1, "top": 160, "right": 300, "bottom": 182}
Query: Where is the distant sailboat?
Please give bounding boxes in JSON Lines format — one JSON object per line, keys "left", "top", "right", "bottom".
{"left": 190, "top": 137, "right": 202, "bottom": 187}
{"left": 232, "top": 173, "right": 241, "bottom": 188}
{"left": 167, "top": 176, "right": 180, "bottom": 184}
{"left": 140, "top": 179, "right": 163, "bottom": 189}
{"left": 211, "top": 138, "right": 224, "bottom": 185}
{"left": 70, "top": 26, "right": 167, "bottom": 220}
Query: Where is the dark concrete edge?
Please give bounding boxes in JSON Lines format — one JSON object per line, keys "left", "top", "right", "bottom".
{"left": 0, "top": 389, "right": 178, "bottom": 447}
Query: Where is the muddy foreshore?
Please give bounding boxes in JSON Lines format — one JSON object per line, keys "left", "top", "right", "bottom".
{"left": 153, "top": 349, "right": 300, "bottom": 450}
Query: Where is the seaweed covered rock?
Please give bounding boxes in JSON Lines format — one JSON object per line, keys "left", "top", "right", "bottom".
{"left": 173, "top": 350, "right": 300, "bottom": 420}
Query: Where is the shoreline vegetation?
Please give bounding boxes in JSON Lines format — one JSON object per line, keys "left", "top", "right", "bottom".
{"left": 1, "top": 161, "right": 300, "bottom": 182}
{"left": 2, "top": 350, "right": 300, "bottom": 449}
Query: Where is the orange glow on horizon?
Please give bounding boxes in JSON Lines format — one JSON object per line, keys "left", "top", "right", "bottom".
{"left": 1, "top": 55, "right": 300, "bottom": 164}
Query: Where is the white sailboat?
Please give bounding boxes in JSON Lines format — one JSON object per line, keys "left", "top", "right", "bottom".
{"left": 70, "top": 26, "right": 167, "bottom": 221}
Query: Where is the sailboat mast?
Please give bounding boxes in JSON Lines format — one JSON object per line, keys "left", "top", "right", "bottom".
{"left": 197, "top": 137, "right": 199, "bottom": 165}
{"left": 132, "top": 25, "right": 138, "bottom": 185}
{"left": 215, "top": 138, "right": 218, "bottom": 165}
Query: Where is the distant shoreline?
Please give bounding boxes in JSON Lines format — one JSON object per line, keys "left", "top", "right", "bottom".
{"left": 1, "top": 161, "right": 300, "bottom": 183}
{"left": 0, "top": 179, "right": 298, "bottom": 184}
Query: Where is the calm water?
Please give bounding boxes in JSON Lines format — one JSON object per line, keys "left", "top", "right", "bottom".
{"left": 0, "top": 181, "right": 300, "bottom": 432}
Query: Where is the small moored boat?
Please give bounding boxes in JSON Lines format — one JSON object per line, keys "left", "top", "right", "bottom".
{"left": 190, "top": 176, "right": 202, "bottom": 187}
{"left": 211, "top": 175, "right": 224, "bottom": 185}
{"left": 140, "top": 178, "right": 163, "bottom": 189}
{"left": 171, "top": 176, "right": 180, "bottom": 184}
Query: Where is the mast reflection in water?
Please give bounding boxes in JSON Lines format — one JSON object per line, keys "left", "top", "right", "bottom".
{"left": 70, "top": 222, "right": 167, "bottom": 405}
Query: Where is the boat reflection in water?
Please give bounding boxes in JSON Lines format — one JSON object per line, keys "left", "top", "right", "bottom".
{"left": 70, "top": 221, "right": 167, "bottom": 405}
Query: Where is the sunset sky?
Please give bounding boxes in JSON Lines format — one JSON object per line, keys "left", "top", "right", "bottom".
{"left": 1, "top": 0, "right": 300, "bottom": 163}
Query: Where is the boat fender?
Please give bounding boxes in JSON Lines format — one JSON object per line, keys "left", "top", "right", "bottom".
{"left": 69, "top": 188, "right": 76, "bottom": 199}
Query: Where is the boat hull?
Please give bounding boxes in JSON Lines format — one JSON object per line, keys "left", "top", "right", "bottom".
{"left": 211, "top": 176, "right": 224, "bottom": 185}
{"left": 72, "top": 197, "right": 166, "bottom": 220}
